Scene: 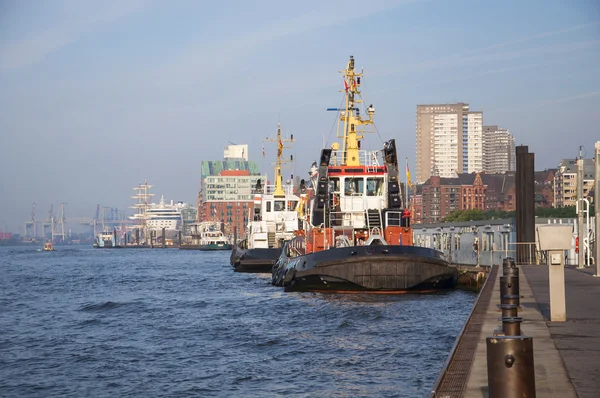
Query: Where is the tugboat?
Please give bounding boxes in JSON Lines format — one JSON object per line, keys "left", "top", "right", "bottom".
{"left": 271, "top": 56, "right": 457, "bottom": 293}
{"left": 230, "top": 123, "right": 302, "bottom": 273}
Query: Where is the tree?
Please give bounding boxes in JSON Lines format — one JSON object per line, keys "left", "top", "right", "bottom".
{"left": 441, "top": 206, "right": 580, "bottom": 223}
{"left": 443, "top": 209, "right": 486, "bottom": 222}
{"left": 536, "top": 206, "right": 576, "bottom": 218}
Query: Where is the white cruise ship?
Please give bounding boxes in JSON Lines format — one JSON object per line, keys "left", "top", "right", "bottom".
{"left": 145, "top": 196, "right": 185, "bottom": 237}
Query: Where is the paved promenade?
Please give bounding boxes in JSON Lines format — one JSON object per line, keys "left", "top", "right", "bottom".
{"left": 521, "top": 265, "right": 600, "bottom": 398}
{"left": 461, "top": 264, "right": 600, "bottom": 397}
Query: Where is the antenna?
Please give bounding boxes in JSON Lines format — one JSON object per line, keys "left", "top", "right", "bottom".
{"left": 263, "top": 122, "right": 295, "bottom": 197}
{"left": 329, "top": 55, "right": 375, "bottom": 166}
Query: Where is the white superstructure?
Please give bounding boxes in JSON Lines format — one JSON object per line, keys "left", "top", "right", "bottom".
{"left": 245, "top": 182, "right": 300, "bottom": 249}
{"left": 145, "top": 196, "right": 185, "bottom": 236}
{"left": 189, "top": 221, "right": 231, "bottom": 246}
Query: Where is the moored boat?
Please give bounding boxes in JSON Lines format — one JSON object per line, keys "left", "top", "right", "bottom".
{"left": 230, "top": 123, "right": 301, "bottom": 273}
{"left": 271, "top": 56, "right": 457, "bottom": 293}
{"left": 198, "top": 222, "right": 232, "bottom": 251}
{"left": 93, "top": 229, "right": 118, "bottom": 248}
{"left": 181, "top": 221, "right": 232, "bottom": 250}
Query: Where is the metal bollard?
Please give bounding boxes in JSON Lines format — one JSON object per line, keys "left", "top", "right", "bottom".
{"left": 501, "top": 294, "right": 520, "bottom": 306}
{"left": 500, "top": 276, "right": 520, "bottom": 298}
{"left": 503, "top": 257, "right": 516, "bottom": 269}
{"left": 498, "top": 303, "right": 519, "bottom": 318}
{"left": 502, "top": 316, "right": 522, "bottom": 336}
{"left": 487, "top": 335, "right": 536, "bottom": 397}
{"left": 504, "top": 266, "right": 519, "bottom": 278}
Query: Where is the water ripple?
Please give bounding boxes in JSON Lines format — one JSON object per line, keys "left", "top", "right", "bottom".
{"left": 0, "top": 246, "right": 475, "bottom": 397}
{"left": 79, "top": 301, "right": 128, "bottom": 312}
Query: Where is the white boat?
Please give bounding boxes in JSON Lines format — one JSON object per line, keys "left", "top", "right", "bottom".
{"left": 183, "top": 221, "right": 232, "bottom": 251}
{"left": 94, "top": 230, "right": 117, "bottom": 248}
{"left": 144, "top": 196, "right": 185, "bottom": 239}
{"left": 230, "top": 123, "right": 302, "bottom": 272}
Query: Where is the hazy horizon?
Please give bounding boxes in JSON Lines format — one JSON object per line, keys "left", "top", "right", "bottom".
{"left": 1, "top": 0, "right": 599, "bottom": 233}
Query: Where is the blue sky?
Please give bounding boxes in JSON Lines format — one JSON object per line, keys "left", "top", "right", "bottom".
{"left": 1, "top": 0, "right": 599, "bottom": 233}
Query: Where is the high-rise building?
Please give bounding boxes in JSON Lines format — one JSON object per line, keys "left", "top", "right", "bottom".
{"left": 180, "top": 204, "right": 197, "bottom": 237}
{"left": 466, "top": 112, "right": 483, "bottom": 173}
{"left": 416, "top": 103, "right": 483, "bottom": 183}
{"left": 483, "top": 126, "right": 515, "bottom": 173}
{"left": 198, "top": 144, "right": 266, "bottom": 238}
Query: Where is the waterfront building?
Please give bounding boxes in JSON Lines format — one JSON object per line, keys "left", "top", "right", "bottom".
{"left": 416, "top": 103, "right": 484, "bottom": 183}
{"left": 483, "top": 125, "right": 515, "bottom": 173}
{"left": 180, "top": 204, "right": 197, "bottom": 237}
{"left": 198, "top": 144, "right": 266, "bottom": 238}
{"left": 414, "top": 172, "right": 516, "bottom": 224}
{"left": 534, "top": 169, "right": 556, "bottom": 208}
{"left": 553, "top": 158, "right": 595, "bottom": 207}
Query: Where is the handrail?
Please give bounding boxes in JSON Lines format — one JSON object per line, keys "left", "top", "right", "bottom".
{"left": 329, "top": 150, "right": 383, "bottom": 166}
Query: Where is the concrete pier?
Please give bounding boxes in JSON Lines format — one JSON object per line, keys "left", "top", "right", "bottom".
{"left": 431, "top": 263, "right": 600, "bottom": 397}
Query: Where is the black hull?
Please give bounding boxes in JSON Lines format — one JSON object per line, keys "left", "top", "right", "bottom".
{"left": 230, "top": 245, "right": 281, "bottom": 273}
{"left": 272, "top": 245, "right": 457, "bottom": 293}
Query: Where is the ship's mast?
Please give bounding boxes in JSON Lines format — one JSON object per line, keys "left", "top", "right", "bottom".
{"left": 338, "top": 55, "right": 375, "bottom": 166}
{"left": 263, "top": 123, "right": 294, "bottom": 197}
{"left": 130, "top": 180, "right": 154, "bottom": 233}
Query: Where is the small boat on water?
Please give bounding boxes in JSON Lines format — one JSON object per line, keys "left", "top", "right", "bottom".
{"left": 93, "top": 230, "right": 118, "bottom": 248}
{"left": 198, "top": 222, "right": 232, "bottom": 251}
{"left": 271, "top": 56, "right": 457, "bottom": 293}
{"left": 181, "top": 221, "right": 232, "bottom": 251}
{"left": 43, "top": 243, "right": 56, "bottom": 251}
{"left": 230, "top": 123, "right": 301, "bottom": 273}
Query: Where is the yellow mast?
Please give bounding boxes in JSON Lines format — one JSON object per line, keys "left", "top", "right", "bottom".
{"left": 338, "top": 55, "right": 375, "bottom": 166}
{"left": 263, "top": 123, "right": 294, "bottom": 197}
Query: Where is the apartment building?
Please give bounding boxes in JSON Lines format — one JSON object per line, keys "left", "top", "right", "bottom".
{"left": 483, "top": 125, "right": 515, "bottom": 173}
{"left": 553, "top": 158, "right": 596, "bottom": 207}
{"left": 416, "top": 103, "right": 484, "bottom": 183}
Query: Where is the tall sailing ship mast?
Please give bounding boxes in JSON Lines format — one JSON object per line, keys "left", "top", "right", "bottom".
{"left": 130, "top": 180, "right": 154, "bottom": 241}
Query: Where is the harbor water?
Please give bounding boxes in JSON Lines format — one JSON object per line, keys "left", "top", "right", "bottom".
{"left": 0, "top": 246, "right": 476, "bottom": 397}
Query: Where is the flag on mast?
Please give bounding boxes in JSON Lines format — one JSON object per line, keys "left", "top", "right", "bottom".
{"left": 406, "top": 158, "right": 413, "bottom": 190}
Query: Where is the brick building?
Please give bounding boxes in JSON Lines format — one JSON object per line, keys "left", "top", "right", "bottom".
{"left": 198, "top": 145, "right": 265, "bottom": 238}
{"left": 411, "top": 172, "right": 517, "bottom": 224}
{"left": 534, "top": 169, "right": 557, "bottom": 208}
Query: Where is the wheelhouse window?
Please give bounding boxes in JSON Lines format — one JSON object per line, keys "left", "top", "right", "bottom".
{"left": 366, "top": 177, "right": 383, "bottom": 196}
{"left": 344, "top": 177, "right": 364, "bottom": 196}
{"left": 329, "top": 177, "right": 340, "bottom": 193}
{"left": 287, "top": 200, "right": 298, "bottom": 211}
{"left": 266, "top": 201, "right": 272, "bottom": 212}
{"left": 274, "top": 200, "right": 285, "bottom": 211}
